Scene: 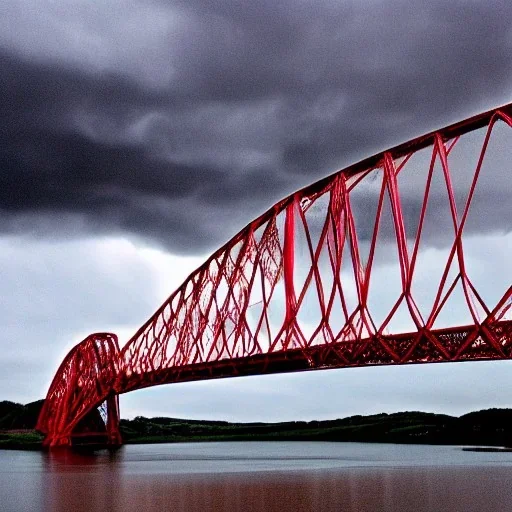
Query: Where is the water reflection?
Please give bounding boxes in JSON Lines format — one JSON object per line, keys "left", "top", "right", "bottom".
{"left": 40, "top": 450, "right": 122, "bottom": 512}
{"left": 2, "top": 443, "right": 512, "bottom": 512}
{"left": 40, "top": 464, "right": 512, "bottom": 512}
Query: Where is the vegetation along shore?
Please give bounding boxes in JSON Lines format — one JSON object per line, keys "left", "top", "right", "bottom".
{"left": 2, "top": 399, "right": 512, "bottom": 450}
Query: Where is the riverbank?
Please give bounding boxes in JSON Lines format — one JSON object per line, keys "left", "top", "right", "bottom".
{"left": 0, "top": 431, "right": 43, "bottom": 450}
{"left": 3, "top": 400, "right": 512, "bottom": 450}
{"left": 117, "top": 409, "right": 512, "bottom": 447}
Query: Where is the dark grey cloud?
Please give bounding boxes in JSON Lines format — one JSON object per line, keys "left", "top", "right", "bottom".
{"left": 1, "top": 0, "right": 512, "bottom": 256}
{"left": 0, "top": 51, "right": 292, "bottom": 252}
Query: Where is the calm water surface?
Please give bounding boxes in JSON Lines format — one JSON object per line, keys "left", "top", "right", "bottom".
{"left": 2, "top": 442, "right": 512, "bottom": 511}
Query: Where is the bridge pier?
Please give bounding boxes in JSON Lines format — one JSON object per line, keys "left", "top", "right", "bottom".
{"left": 37, "top": 333, "right": 123, "bottom": 449}
{"left": 40, "top": 394, "right": 122, "bottom": 449}
{"left": 105, "top": 394, "right": 122, "bottom": 446}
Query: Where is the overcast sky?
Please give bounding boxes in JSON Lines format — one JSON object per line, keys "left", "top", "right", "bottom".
{"left": 1, "top": 0, "right": 512, "bottom": 422}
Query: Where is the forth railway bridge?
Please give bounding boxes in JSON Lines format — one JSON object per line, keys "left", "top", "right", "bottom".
{"left": 37, "top": 104, "right": 512, "bottom": 448}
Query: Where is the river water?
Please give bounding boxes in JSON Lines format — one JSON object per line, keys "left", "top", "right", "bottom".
{"left": 2, "top": 442, "right": 512, "bottom": 511}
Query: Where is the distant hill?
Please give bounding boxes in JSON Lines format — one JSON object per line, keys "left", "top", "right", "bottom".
{"left": 119, "top": 408, "right": 512, "bottom": 446}
{"left": 2, "top": 399, "right": 512, "bottom": 447}
{"left": 0, "top": 400, "right": 45, "bottom": 430}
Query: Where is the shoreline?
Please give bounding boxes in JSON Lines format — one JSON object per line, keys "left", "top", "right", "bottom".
{"left": 4, "top": 405, "right": 512, "bottom": 452}
{"left": 2, "top": 435, "right": 512, "bottom": 452}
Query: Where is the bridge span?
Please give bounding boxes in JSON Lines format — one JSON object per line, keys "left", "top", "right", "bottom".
{"left": 37, "top": 103, "right": 512, "bottom": 447}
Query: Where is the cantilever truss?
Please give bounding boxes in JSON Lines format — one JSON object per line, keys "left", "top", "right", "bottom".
{"left": 37, "top": 103, "right": 512, "bottom": 447}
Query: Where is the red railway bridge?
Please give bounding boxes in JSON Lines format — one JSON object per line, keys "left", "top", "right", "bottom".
{"left": 37, "top": 104, "right": 512, "bottom": 447}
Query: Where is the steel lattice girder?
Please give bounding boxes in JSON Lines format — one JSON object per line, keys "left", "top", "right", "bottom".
{"left": 37, "top": 103, "right": 512, "bottom": 447}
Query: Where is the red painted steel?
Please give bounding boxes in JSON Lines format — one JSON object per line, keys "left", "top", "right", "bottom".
{"left": 37, "top": 333, "right": 121, "bottom": 447}
{"left": 37, "top": 103, "right": 512, "bottom": 447}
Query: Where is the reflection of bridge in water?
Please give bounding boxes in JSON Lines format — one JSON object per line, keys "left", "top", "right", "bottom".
{"left": 37, "top": 104, "right": 512, "bottom": 447}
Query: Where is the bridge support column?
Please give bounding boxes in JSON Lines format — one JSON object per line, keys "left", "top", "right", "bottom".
{"left": 106, "top": 394, "right": 122, "bottom": 446}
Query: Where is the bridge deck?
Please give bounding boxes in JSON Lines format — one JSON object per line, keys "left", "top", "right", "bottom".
{"left": 117, "top": 320, "right": 512, "bottom": 393}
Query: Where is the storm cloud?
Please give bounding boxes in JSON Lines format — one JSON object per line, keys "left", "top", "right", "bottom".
{"left": 1, "top": 0, "right": 512, "bottom": 254}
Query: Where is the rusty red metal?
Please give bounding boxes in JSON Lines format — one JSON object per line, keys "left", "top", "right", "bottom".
{"left": 37, "top": 103, "right": 512, "bottom": 447}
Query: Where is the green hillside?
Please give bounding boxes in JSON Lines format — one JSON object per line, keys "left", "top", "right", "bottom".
{"left": 2, "top": 399, "right": 512, "bottom": 449}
